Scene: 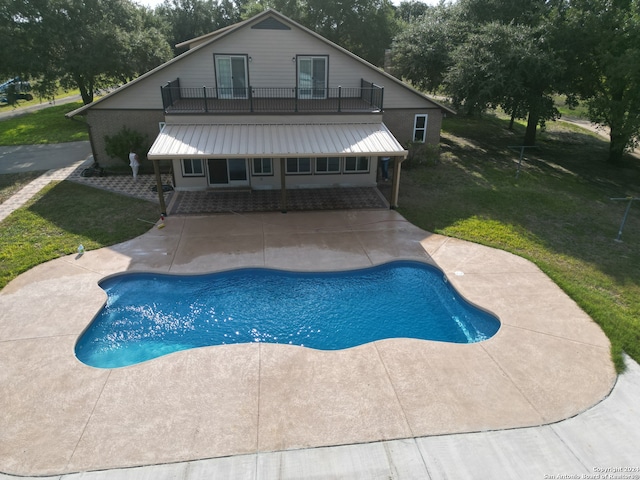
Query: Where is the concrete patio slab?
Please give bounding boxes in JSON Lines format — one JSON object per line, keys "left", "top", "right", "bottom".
{"left": 375, "top": 339, "right": 545, "bottom": 436}
{"left": 0, "top": 210, "right": 617, "bottom": 476}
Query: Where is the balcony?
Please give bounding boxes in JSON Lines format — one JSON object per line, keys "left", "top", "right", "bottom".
{"left": 161, "top": 78, "right": 384, "bottom": 114}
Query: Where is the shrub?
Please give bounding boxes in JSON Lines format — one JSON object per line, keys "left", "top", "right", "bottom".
{"left": 104, "top": 127, "right": 149, "bottom": 164}
{"left": 403, "top": 141, "right": 440, "bottom": 169}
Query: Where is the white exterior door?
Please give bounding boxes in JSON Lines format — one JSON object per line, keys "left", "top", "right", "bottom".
{"left": 298, "top": 56, "right": 327, "bottom": 99}
{"left": 215, "top": 55, "right": 248, "bottom": 99}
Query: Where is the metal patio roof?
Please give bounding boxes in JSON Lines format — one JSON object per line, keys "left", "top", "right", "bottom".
{"left": 147, "top": 123, "right": 408, "bottom": 160}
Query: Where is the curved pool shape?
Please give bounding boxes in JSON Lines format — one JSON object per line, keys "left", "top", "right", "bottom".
{"left": 75, "top": 261, "right": 500, "bottom": 368}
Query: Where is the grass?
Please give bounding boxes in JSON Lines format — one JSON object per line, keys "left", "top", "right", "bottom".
{"left": 553, "top": 94, "right": 591, "bottom": 120}
{"left": 0, "top": 181, "right": 158, "bottom": 290}
{"left": 0, "top": 101, "right": 89, "bottom": 145}
{"left": 0, "top": 171, "right": 45, "bottom": 204}
{"left": 399, "top": 113, "right": 640, "bottom": 372}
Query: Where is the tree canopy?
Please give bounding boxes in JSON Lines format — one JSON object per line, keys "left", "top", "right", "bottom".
{"left": 2, "top": 0, "right": 173, "bottom": 104}
{"left": 155, "top": 0, "right": 240, "bottom": 54}
{"left": 557, "top": 0, "right": 640, "bottom": 163}
{"left": 393, "top": 0, "right": 562, "bottom": 146}
{"left": 391, "top": 0, "right": 640, "bottom": 160}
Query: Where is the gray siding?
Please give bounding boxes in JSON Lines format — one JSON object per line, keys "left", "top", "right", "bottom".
{"left": 93, "top": 15, "right": 439, "bottom": 111}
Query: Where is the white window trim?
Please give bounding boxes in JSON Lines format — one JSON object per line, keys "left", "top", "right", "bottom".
{"left": 297, "top": 55, "right": 328, "bottom": 100}
{"left": 252, "top": 158, "right": 273, "bottom": 176}
{"left": 315, "top": 157, "right": 341, "bottom": 174}
{"left": 343, "top": 156, "right": 370, "bottom": 174}
{"left": 286, "top": 157, "right": 312, "bottom": 175}
{"left": 181, "top": 158, "right": 204, "bottom": 177}
{"left": 215, "top": 54, "right": 249, "bottom": 99}
{"left": 413, "top": 114, "right": 428, "bottom": 143}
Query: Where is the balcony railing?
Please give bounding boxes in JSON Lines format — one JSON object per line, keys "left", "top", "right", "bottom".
{"left": 161, "top": 78, "right": 384, "bottom": 114}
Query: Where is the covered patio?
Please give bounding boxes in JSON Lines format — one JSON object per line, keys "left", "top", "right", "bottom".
{"left": 167, "top": 186, "right": 390, "bottom": 215}
{"left": 147, "top": 120, "right": 407, "bottom": 215}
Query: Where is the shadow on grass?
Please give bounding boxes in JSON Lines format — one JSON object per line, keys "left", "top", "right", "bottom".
{"left": 26, "top": 181, "right": 157, "bottom": 246}
{"left": 0, "top": 181, "right": 158, "bottom": 290}
{"left": 405, "top": 114, "right": 640, "bottom": 277}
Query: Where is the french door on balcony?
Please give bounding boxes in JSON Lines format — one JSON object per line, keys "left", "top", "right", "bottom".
{"left": 298, "top": 56, "right": 327, "bottom": 99}
{"left": 215, "top": 55, "right": 248, "bottom": 99}
{"left": 207, "top": 159, "right": 249, "bottom": 187}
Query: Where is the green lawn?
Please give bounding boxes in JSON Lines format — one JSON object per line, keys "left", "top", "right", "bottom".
{"left": 399, "top": 113, "right": 639, "bottom": 372}
{"left": 0, "top": 101, "right": 89, "bottom": 145}
{"left": 0, "top": 181, "right": 158, "bottom": 289}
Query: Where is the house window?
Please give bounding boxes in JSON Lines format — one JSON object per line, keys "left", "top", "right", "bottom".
{"left": 297, "top": 56, "right": 328, "bottom": 99}
{"left": 413, "top": 114, "right": 428, "bottom": 142}
{"left": 316, "top": 157, "right": 340, "bottom": 173}
{"left": 252, "top": 158, "right": 273, "bottom": 175}
{"left": 344, "top": 156, "right": 370, "bottom": 173}
{"left": 182, "top": 158, "right": 204, "bottom": 176}
{"left": 215, "top": 55, "right": 248, "bottom": 99}
{"left": 286, "top": 157, "right": 311, "bottom": 174}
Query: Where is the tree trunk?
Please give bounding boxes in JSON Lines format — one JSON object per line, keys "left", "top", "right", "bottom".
{"left": 74, "top": 73, "right": 94, "bottom": 105}
{"left": 523, "top": 106, "right": 539, "bottom": 146}
{"left": 78, "top": 85, "right": 93, "bottom": 105}
{"left": 608, "top": 125, "right": 626, "bottom": 164}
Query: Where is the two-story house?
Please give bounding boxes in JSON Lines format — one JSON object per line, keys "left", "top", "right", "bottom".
{"left": 67, "top": 9, "right": 453, "bottom": 211}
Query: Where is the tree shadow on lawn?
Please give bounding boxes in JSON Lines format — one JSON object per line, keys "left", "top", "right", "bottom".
{"left": 403, "top": 114, "right": 640, "bottom": 285}
{"left": 26, "top": 181, "right": 157, "bottom": 248}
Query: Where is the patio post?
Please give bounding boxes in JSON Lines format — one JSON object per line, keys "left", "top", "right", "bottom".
{"left": 153, "top": 159, "right": 167, "bottom": 215}
{"left": 280, "top": 157, "right": 287, "bottom": 213}
{"left": 390, "top": 156, "right": 403, "bottom": 209}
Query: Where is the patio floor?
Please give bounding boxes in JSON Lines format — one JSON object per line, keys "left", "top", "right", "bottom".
{"left": 0, "top": 210, "right": 616, "bottom": 476}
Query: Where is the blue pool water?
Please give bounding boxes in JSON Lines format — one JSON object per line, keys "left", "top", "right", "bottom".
{"left": 75, "top": 261, "right": 500, "bottom": 368}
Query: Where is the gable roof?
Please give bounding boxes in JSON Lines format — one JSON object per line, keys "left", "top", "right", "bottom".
{"left": 67, "top": 9, "right": 454, "bottom": 118}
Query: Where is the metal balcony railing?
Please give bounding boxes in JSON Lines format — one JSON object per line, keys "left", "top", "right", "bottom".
{"left": 161, "top": 78, "right": 384, "bottom": 114}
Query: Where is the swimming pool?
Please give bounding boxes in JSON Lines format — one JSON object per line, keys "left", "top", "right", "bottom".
{"left": 75, "top": 261, "right": 500, "bottom": 368}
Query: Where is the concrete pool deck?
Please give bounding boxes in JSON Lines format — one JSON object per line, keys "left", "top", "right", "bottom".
{"left": 0, "top": 210, "right": 619, "bottom": 476}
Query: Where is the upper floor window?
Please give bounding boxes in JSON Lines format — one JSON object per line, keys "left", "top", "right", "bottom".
{"left": 297, "top": 56, "right": 327, "bottom": 99}
{"left": 413, "top": 114, "right": 428, "bottom": 143}
{"left": 344, "top": 156, "right": 370, "bottom": 173}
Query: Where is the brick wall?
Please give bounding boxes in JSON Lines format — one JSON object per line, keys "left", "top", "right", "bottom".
{"left": 86, "top": 109, "right": 165, "bottom": 166}
{"left": 383, "top": 108, "right": 444, "bottom": 147}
